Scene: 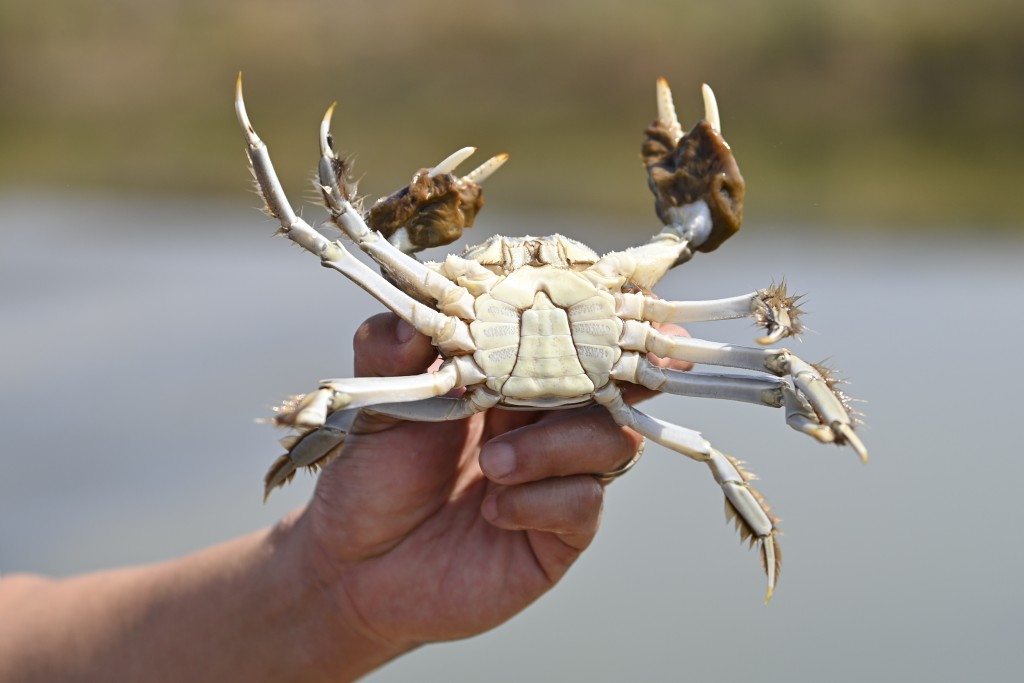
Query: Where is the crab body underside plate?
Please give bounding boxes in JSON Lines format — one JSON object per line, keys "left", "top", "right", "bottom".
{"left": 235, "top": 74, "right": 866, "bottom": 602}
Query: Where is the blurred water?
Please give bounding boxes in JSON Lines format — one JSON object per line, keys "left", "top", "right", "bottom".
{"left": 1, "top": 196, "right": 1022, "bottom": 681}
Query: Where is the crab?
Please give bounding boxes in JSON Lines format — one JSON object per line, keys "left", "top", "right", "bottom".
{"left": 235, "top": 73, "right": 866, "bottom": 602}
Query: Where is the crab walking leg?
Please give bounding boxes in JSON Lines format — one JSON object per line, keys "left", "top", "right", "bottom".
{"left": 622, "top": 321, "right": 778, "bottom": 371}
{"left": 707, "top": 451, "right": 782, "bottom": 603}
{"left": 610, "top": 352, "right": 786, "bottom": 407}
{"left": 319, "top": 256, "right": 475, "bottom": 353}
{"left": 617, "top": 291, "right": 763, "bottom": 322}
{"left": 235, "top": 75, "right": 474, "bottom": 354}
{"left": 277, "top": 357, "right": 487, "bottom": 428}
{"left": 265, "top": 389, "right": 500, "bottom": 496}
{"left": 235, "top": 75, "right": 335, "bottom": 258}
{"left": 316, "top": 105, "right": 480, "bottom": 320}
{"left": 264, "top": 409, "right": 361, "bottom": 496}
{"left": 594, "top": 384, "right": 781, "bottom": 601}
{"left": 615, "top": 282, "right": 804, "bottom": 344}
{"left": 593, "top": 384, "right": 713, "bottom": 460}
{"left": 621, "top": 321, "right": 867, "bottom": 461}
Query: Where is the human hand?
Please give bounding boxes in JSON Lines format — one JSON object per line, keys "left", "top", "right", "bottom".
{"left": 283, "top": 312, "right": 690, "bottom": 671}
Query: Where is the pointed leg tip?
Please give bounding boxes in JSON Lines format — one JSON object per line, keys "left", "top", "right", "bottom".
{"left": 234, "top": 74, "right": 258, "bottom": 142}
{"left": 320, "top": 103, "right": 338, "bottom": 158}
{"left": 835, "top": 422, "right": 868, "bottom": 463}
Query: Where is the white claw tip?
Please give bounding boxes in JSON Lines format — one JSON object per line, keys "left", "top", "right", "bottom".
{"left": 701, "top": 83, "right": 721, "bottom": 133}
{"left": 462, "top": 153, "right": 509, "bottom": 184}
{"left": 656, "top": 76, "right": 684, "bottom": 143}
{"left": 429, "top": 146, "right": 477, "bottom": 178}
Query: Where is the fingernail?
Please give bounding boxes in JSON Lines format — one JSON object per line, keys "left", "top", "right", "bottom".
{"left": 481, "top": 493, "right": 500, "bottom": 522}
{"left": 395, "top": 319, "right": 417, "bottom": 344}
{"left": 481, "top": 443, "right": 517, "bottom": 479}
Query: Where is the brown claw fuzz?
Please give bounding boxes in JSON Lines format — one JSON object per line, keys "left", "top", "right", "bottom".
{"left": 367, "top": 170, "right": 484, "bottom": 252}
{"left": 642, "top": 119, "right": 745, "bottom": 253}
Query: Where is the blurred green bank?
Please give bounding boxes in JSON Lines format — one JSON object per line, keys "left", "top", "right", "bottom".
{"left": 0, "top": 0, "right": 1021, "bottom": 229}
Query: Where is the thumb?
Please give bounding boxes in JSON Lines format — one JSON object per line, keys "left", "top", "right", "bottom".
{"left": 353, "top": 313, "right": 437, "bottom": 378}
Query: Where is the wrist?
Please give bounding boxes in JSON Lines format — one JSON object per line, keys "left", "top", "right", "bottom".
{"left": 271, "top": 509, "right": 410, "bottom": 681}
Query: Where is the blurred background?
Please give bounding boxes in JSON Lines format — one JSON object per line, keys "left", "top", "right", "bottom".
{"left": 1, "top": 0, "right": 1022, "bottom": 681}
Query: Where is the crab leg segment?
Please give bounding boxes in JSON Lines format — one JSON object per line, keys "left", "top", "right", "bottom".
{"left": 316, "top": 106, "right": 479, "bottom": 319}
{"left": 707, "top": 451, "right": 781, "bottom": 603}
{"left": 624, "top": 322, "right": 776, "bottom": 371}
{"left": 615, "top": 282, "right": 804, "bottom": 343}
{"left": 264, "top": 408, "right": 361, "bottom": 496}
{"left": 594, "top": 384, "right": 781, "bottom": 601}
{"left": 264, "top": 389, "right": 499, "bottom": 497}
{"left": 611, "top": 352, "right": 785, "bottom": 407}
{"left": 621, "top": 322, "right": 866, "bottom": 461}
{"left": 235, "top": 77, "right": 342, "bottom": 261}
{"left": 594, "top": 385, "right": 712, "bottom": 460}
{"left": 235, "top": 75, "right": 475, "bottom": 351}
{"left": 277, "top": 356, "right": 487, "bottom": 428}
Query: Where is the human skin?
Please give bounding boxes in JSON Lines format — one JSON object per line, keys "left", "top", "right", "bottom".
{"left": 0, "top": 314, "right": 689, "bottom": 682}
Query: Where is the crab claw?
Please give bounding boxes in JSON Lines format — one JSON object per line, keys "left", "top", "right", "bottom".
{"left": 642, "top": 79, "right": 746, "bottom": 253}
{"left": 365, "top": 145, "right": 495, "bottom": 253}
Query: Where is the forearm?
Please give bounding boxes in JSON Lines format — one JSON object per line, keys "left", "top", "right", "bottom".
{"left": 0, "top": 513, "right": 400, "bottom": 683}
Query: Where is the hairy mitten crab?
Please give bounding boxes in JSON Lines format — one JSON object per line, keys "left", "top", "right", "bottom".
{"left": 235, "top": 74, "right": 866, "bottom": 602}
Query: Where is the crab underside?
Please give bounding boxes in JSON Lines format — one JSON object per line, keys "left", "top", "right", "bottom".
{"left": 236, "top": 74, "right": 866, "bottom": 602}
